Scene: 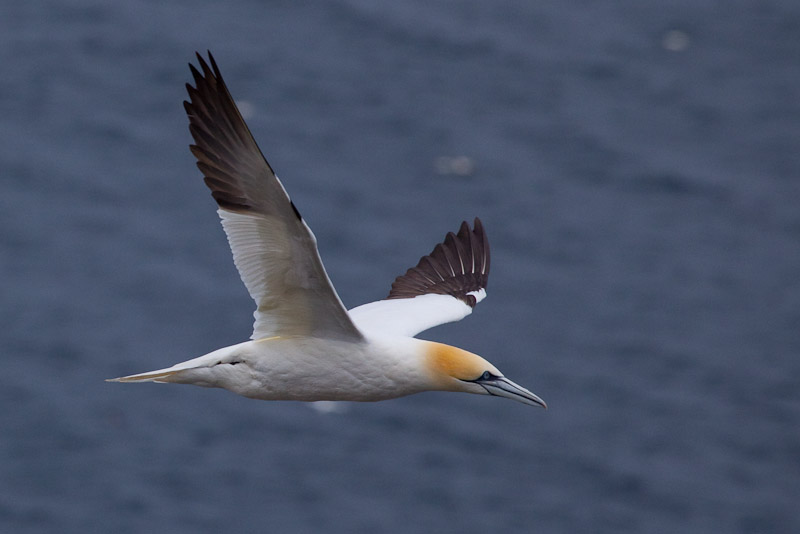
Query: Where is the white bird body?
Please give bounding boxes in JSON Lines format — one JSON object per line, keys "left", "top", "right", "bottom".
{"left": 118, "top": 336, "right": 464, "bottom": 402}
{"left": 109, "top": 52, "right": 546, "bottom": 409}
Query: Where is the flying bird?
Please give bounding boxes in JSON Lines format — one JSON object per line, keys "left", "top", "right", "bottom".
{"left": 108, "top": 52, "right": 546, "bottom": 409}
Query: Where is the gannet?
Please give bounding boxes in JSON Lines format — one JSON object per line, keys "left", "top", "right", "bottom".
{"left": 108, "top": 52, "right": 546, "bottom": 409}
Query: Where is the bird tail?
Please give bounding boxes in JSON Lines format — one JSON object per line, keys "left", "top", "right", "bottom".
{"left": 107, "top": 344, "right": 243, "bottom": 384}
{"left": 106, "top": 366, "right": 183, "bottom": 383}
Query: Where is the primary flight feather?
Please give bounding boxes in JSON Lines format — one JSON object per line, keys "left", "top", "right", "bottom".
{"left": 108, "top": 52, "right": 546, "bottom": 409}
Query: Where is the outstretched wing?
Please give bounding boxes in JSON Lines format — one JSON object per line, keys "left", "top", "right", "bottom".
{"left": 349, "top": 218, "right": 489, "bottom": 338}
{"left": 184, "top": 52, "right": 362, "bottom": 342}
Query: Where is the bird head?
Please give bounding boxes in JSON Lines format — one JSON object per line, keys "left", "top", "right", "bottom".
{"left": 423, "top": 341, "right": 546, "bottom": 408}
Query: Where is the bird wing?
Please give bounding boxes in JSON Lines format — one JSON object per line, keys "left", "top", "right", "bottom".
{"left": 349, "top": 218, "right": 489, "bottom": 338}
{"left": 184, "top": 52, "right": 362, "bottom": 342}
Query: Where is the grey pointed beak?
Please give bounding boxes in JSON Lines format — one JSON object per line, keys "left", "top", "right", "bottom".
{"left": 477, "top": 376, "right": 547, "bottom": 408}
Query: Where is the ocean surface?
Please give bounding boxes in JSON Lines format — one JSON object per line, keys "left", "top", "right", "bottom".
{"left": 2, "top": 1, "right": 799, "bottom": 532}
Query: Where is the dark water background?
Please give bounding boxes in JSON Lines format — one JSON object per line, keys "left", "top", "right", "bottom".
{"left": 2, "top": 1, "right": 799, "bottom": 532}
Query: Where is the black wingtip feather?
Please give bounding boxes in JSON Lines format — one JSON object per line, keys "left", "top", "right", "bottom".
{"left": 185, "top": 51, "right": 278, "bottom": 213}
{"left": 387, "top": 218, "right": 490, "bottom": 307}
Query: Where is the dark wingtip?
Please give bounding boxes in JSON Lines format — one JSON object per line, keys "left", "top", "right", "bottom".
{"left": 185, "top": 50, "right": 263, "bottom": 214}
{"left": 387, "top": 218, "right": 490, "bottom": 306}
{"left": 207, "top": 50, "right": 221, "bottom": 77}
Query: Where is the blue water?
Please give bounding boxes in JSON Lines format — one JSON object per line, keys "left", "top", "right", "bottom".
{"left": 2, "top": 1, "right": 799, "bottom": 532}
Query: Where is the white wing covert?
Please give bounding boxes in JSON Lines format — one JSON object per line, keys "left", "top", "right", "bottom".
{"left": 349, "top": 219, "right": 489, "bottom": 338}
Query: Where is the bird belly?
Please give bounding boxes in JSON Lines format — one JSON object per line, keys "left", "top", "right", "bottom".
{"left": 170, "top": 337, "right": 426, "bottom": 402}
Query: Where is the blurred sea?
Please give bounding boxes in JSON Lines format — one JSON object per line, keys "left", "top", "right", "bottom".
{"left": 2, "top": 1, "right": 799, "bottom": 533}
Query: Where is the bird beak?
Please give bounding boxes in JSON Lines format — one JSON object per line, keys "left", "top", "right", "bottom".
{"left": 476, "top": 376, "right": 547, "bottom": 408}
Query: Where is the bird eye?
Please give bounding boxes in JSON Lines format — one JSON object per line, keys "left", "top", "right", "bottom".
{"left": 482, "top": 371, "right": 491, "bottom": 380}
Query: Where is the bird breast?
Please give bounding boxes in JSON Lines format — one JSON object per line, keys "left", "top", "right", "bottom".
{"left": 207, "top": 336, "right": 431, "bottom": 402}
